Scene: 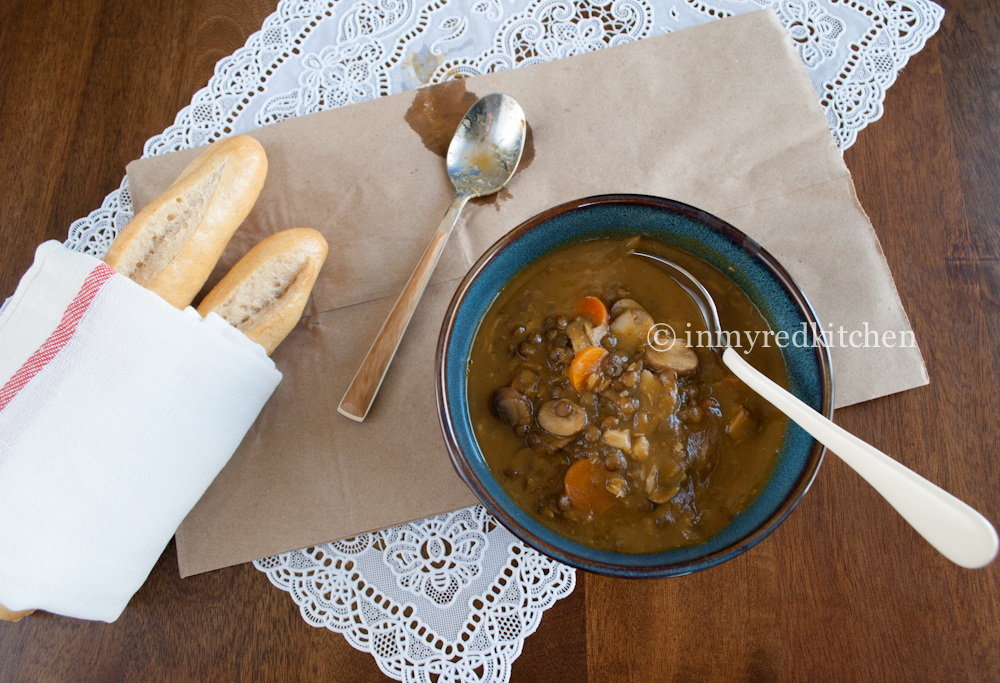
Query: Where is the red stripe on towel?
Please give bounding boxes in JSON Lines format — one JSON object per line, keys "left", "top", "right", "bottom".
{"left": 0, "top": 263, "right": 116, "bottom": 412}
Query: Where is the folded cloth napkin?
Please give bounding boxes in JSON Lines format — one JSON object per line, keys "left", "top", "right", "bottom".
{"left": 0, "top": 242, "right": 282, "bottom": 622}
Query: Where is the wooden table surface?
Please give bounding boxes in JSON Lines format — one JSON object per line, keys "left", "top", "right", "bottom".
{"left": 2, "top": 1, "right": 998, "bottom": 681}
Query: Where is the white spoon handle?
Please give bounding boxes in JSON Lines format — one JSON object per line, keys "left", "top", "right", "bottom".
{"left": 722, "top": 347, "right": 998, "bottom": 568}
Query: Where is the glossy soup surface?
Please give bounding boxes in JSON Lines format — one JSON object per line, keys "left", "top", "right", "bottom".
{"left": 467, "top": 237, "right": 789, "bottom": 553}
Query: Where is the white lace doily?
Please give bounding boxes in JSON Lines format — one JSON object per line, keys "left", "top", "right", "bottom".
{"left": 60, "top": 0, "right": 943, "bottom": 680}
{"left": 63, "top": 0, "right": 945, "bottom": 257}
{"left": 254, "top": 507, "right": 574, "bottom": 682}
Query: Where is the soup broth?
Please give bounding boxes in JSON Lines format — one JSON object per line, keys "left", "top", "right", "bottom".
{"left": 466, "top": 236, "right": 789, "bottom": 553}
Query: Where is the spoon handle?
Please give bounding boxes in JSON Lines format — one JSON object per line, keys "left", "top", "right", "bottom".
{"left": 722, "top": 347, "right": 999, "bottom": 568}
{"left": 338, "top": 194, "right": 470, "bottom": 422}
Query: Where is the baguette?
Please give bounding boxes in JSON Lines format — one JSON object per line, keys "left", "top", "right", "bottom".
{"left": 0, "top": 601, "right": 33, "bottom": 622}
{"left": 197, "top": 228, "right": 328, "bottom": 355}
{"left": 104, "top": 135, "right": 268, "bottom": 308}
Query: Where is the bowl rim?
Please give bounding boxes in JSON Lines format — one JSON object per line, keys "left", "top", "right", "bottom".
{"left": 435, "top": 193, "right": 833, "bottom": 577}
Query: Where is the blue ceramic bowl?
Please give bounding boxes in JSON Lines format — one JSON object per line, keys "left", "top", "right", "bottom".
{"left": 436, "top": 195, "right": 833, "bottom": 577}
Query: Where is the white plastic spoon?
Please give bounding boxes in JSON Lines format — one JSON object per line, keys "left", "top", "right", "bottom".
{"left": 635, "top": 251, "right": 999, "bottom": 569}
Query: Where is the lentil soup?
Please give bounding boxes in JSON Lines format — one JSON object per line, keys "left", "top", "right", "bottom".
{"left": 466, "top": 236, "right": 789, "bottom": 553}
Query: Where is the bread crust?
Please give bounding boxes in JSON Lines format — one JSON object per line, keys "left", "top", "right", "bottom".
{"left": 197, "top": 228, "right": 328, "bottom": 355}
{"left": 104, "top": 135, "right": 268, "bottom": 308}
{"left": 0, "top": 601, "right": 34, "bottom": 621}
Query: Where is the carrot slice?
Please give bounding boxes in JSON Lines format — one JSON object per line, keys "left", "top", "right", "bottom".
{"left": 564, "top": 459, "right": 615, "bottom": 513}
{"left": 567, "top": 346, "right": 608, "bottom": 392}
{"left": 572, "top": 296, "right": 610, "bottom": 327}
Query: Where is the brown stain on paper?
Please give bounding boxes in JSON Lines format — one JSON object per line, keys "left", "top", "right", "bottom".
{"left": 404, "top": 79, "right": 535, "bottom": 209}
{"left": 405, "top": 80, "right": 480, "bottom": 158}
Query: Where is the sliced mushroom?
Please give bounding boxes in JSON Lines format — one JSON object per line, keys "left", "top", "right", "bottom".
{"left": 589, "top": 321, "right": 608, "bottom": 346}
{"left": 602, "top": 428, "right": 631, "bottom": 452}
{"left": 609, "top": 309, "right": 655, "bottom": 354}
{"left": 565, "top": 317, "right": 609, "bottom": 350}
{"left": 491, "top": 387, "right": 533, "bottom": 436}
{"left": 650, "top": 483, "right": 682, "bottom": 505}
{"left": 646, "top": 465, "right": 683, "bottom": 504}
{"left": 537, "top": 398, "right": 588, "bottom": 437}
{"left": 645, "top": 337, "right": 698, "bottom": 375}
{"left": 645, "top": 466, "right": 659, "bottom": 496}
{"left": 606, "top": 475, "right": 628, "bottom": 498}
{"left": 610, "top": 298, "right": 645, "bottom": 316}
{"left": 565, "top": 319, "right": 593, "bottom": 354}
{"left": 527, "top": 431, "right": 574, "bottom": 454}
{"left": 727, "top": 405, "right": 756, "bottom": 443}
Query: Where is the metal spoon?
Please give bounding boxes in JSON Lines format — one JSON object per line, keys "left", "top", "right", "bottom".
{"left": 339, "top": 93, "right": 527, "bottom": 422}
{"left": 634, "top": 251, "right": 999, "bottom": 569}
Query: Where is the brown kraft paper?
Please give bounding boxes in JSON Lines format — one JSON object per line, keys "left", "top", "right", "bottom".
{"left": 125, "top": 9, "right": 928, "bottom": 576}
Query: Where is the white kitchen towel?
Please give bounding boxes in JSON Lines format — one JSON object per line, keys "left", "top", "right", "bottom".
{"left": 0, "top": 241, "right": 282, "bottom": 622}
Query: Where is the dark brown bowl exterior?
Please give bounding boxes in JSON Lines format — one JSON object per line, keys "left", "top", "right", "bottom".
{"left": 437, "top": 194, "right": 833, "bottom": 578}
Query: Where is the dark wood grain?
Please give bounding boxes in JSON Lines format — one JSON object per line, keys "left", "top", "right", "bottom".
{"left": 1, "top": 1, "right": 998, "bottom": 681}
{"left": 588, "top": 545, "right": 784, "bottom": 683}
{"left": 781, "top": 32, "right": 1000, "bottom": 682}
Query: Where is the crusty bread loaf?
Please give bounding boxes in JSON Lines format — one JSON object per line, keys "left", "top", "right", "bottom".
{"left": 0, "top": 601, "right": 33, "bottom": 621}
{"left": 104, "top": 135, "right": 267, "bottom": 308}
{"left": 197, "top": 228, "right": 328, "bottom": 355}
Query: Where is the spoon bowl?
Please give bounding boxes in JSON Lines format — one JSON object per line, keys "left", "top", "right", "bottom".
{"left": 447, "top": 94, "right": 526, "bottom": 198}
